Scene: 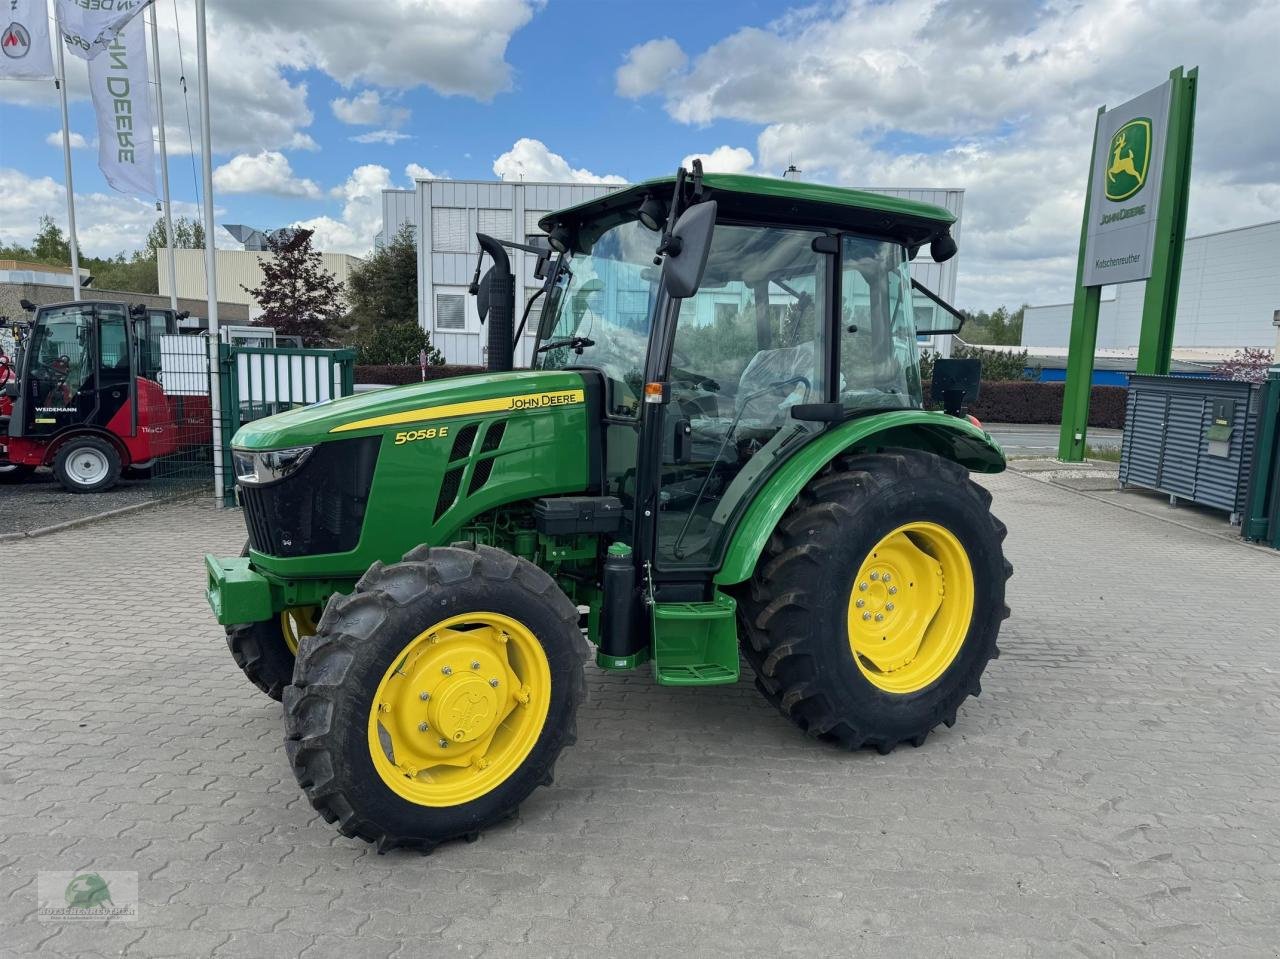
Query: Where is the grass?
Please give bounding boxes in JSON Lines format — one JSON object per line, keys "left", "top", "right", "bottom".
{"left": 1085, "top": 445, "right": 1122, "bottom": 463}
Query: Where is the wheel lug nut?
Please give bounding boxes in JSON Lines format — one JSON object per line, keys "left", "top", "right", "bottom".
{"left": 888, "top": 586, "right": 897, "bottom": 595}
{"left": 875, "top": 613, "right": 885, "bottom": 622}
{"left": 859, "top": 582, "right": 868, "bottom": 591}
{"left": 438, "top": 739, "right": 449, "bottom": 748}
{"left": 441, "top": 666, "right": 452, "bottom": 676}
{"left": 870, "top": 572, "right": 880, "bottom": 581}
{"left": 882, "top": 573, "right": 891, "bottom": 583}
{"left": 862, "top": 612, "right": 872, "bottom": 621}
{"left": 418, "top": 722, "right": 429, "bottom": 732}
{"left": 855, "top": 598, "right": 865, "bottom": 608}
{"left": 489, "top": 678, "right": 500, "bottom": 688}
{"left": 885, "top": 603, "right": 895, "bottom": 612}
{"left": 419, "top": 691, "right": 430, "bottom": 701}
{"left": 471, "top": 661, "right": 481, "bottom": 670}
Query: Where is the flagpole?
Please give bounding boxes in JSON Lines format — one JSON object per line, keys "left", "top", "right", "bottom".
{"left": 195, "top": 0, "right": 223, "bottom": 507}
{"left": 54, "top": 31, "right": 82, "bottom": 300}
{"left": 148, "top": 3, "right": 178, "bottom": 311}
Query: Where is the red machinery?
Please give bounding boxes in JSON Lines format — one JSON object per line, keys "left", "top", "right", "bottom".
{"left": 1, "top": 300, "right": 211, "bottom": 492}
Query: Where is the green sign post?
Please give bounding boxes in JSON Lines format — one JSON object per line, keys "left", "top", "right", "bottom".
{"left": 1058, "top": 66, "right": 1198, "bottom": 461}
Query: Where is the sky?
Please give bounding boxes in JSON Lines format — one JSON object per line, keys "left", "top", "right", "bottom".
{"left": 2, "top": 0, "right": 1279, "bottom": 310}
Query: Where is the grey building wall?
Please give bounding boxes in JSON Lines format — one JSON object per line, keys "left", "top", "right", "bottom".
{"left": 388, "top": 178, "right": 966, "bottom": 366}
{"left": 1023, "top": 220, "right": 1280, "bottom": 349}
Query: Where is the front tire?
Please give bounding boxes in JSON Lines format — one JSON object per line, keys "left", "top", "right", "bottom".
{"left": 284, "top": 543, "right": 586, "bottom": 852}
{"left": 52, "top": 436, "right": 121, "bottom": 493}
{"left": 739, "top": 449, "right": 1011, "bottom": 753}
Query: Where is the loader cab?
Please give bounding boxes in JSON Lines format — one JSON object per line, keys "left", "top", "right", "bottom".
{"left": 533, "top": 172, "right": 964, "bottom": 575}
{"left": 14, "top": 301, "right": 137, "bottom": 441}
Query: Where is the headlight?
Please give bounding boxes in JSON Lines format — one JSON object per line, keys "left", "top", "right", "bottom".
{"left": 233, "top": 445, "right": 314, "bottom": 486}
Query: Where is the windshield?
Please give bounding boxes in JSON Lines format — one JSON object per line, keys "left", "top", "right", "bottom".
{"left": 534, "top": 218, "right": 658, "bottom": 417}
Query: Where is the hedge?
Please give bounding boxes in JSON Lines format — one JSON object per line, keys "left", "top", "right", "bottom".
{"left": 355, "top": 364, "right": 484, "bottom": 386}
{"left": 354, "top": 365, "right": 1129, "bottom": 429}
{"left": 925, "top": 381, "right": 1127, "bottom": 429}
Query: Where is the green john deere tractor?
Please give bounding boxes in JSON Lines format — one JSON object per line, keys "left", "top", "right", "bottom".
{"left": 206, "top": 165, "right": 1011, "bottom": 852}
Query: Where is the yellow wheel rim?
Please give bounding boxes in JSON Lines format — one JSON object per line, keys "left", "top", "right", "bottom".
{"left": 846, "top": 522, "right": 974, "bottom": 694}
{"left": 366, "top": 612, "right": 551, "bottom": 807}
{"left": 280, "top": 606, "right": 319, "bottom": 655}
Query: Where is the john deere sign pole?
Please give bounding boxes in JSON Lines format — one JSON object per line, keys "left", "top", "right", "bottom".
{"left": 1058, "top": 66, "right": 1198, "bottom": 461}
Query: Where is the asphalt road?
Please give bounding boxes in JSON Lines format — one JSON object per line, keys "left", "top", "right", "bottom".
{"left": 986, "top": 422, "right": 1122, "bottom": 457}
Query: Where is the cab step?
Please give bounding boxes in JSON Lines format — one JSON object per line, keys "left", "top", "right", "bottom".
{"left": 651, "top": 592, "right": 740, "bottom": 686}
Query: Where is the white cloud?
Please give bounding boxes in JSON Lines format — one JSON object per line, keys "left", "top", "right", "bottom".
{"left": 351, "top": 130, "right": 413, "bottom": 145}
{"left": 0, "top": 167, "right": 204, "bottom": 259}
{"left": 681, "top": 146, "right": 754, "bottom": 174}
{"left": 46, "top": 131, "right": 90, "bottom": 150}
{"left": 626, "top": 0, "right": 1280, "bottom": 308}
{"left": 492, "top": 138, "right": 625, "bottom": 184}
{"left": 293, "top": 164, "right": 393, "bottom": 255}
{"left": 331, "top": 90, "right": 384, "bottom": 125}
{"left": 4, "top": 0, "right": 538, "bottom": 157}
{"left": 405, "top": 163, "right": 443, "bottom": 183}
{"left": 616, "top": 37, "right": 687, "bottom": 98}
{"left": 212, "top": 151, "right": 322, "bottom": 199}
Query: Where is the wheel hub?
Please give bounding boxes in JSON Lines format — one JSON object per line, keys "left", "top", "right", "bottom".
{"left": 846, "top": 522, "right": 974, "bottom": 694}
{"left": 367, "top": 613, "right": 550, "bottom": 807}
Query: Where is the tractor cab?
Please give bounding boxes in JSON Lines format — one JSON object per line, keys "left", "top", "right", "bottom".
{"left": 3, "top": 300, "right": 198, "bottom": 491}
{"left": 529, "top": 168, "right": 970, "bottom": 568}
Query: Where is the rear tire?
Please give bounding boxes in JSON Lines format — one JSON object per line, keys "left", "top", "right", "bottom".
{"left": 52, "top": 436, "right": 121, "bottom": 493}
{"left": 284, "top": 543, "right": 587, "bottom": 853}
{"left": 738, "top": 449, "right": 1011, "bottom": 753}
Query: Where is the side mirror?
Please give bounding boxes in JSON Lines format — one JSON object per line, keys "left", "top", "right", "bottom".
{"left": 931, "top": 358, "right": 981, "bottom": 416}
{"left": 660, "top": 200, "right": 717, "bottom": 299}
{"left": 930, "top": 233, "right": 957, "bottom": 263}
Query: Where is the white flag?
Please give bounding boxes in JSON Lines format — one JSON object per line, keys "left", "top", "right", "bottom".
{"left": 0, "top": 0, "right": 55, "bottom": 79}
{"left": 88, "top": 15, "right": 154, "bottom": 197}
{"left": 56, "top": 0, "right": 150, "bottom": 61}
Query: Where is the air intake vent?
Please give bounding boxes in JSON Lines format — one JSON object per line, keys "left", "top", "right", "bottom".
{"left": 435, "top": 466, "right": 463, "bottom": 522}
{"left": 468, "top": 457, "right": 495, "bottom": 495}
{"left": 449, "top": 423, "right": 478, "bottom": 461}
{"left": 480, "top": 421, "right": 506, "bottom": 453}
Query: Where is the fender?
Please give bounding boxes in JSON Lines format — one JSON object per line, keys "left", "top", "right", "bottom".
{"left": 714, "top": 409, "right": 1005, "bottom": 586}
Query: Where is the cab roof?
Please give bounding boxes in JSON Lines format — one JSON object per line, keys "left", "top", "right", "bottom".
{"left": 540, "top": 173, "right": 957, "bottom": 252}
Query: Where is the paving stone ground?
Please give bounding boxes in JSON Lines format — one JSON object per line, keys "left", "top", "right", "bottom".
{"left": 2, "top": 471, "right": 1278, "bottom": 958}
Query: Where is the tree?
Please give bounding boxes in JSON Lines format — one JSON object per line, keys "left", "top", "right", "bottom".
{"left": 342, "top": 224, "right": 443, "bottom": 364}
{"left": 31, "top": 215, "right": 70, "bottom": 264}
{"left": 1213, "top": 347, "right": 1274, "bottom": 383}
{"left": 145, "top": 215, "right": 205, "bottom": 255}
{"left": 243, "top": 228, "right": 346, "bottom": 346}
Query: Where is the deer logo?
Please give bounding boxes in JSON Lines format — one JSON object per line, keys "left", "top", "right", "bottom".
{"left": 1103, "top": 118, "right": 1152, "bottom": 202}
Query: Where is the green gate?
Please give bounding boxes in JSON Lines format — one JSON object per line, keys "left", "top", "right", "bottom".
{"left": 1242, "top": 366, "right": 1280, "bottom": 550}
{"left": 217, "top": 343, "right": 356, "bottom": 504}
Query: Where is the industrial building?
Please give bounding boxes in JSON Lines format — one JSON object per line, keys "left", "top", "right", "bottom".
{"left": 380, "top": 177, "right": 966, "bottom": 367}
{"left": 157, "top": 228, "right": 363, "bottom": 318}
{"left": 1022, "top": 220, "right": 1280, "bottom": 352}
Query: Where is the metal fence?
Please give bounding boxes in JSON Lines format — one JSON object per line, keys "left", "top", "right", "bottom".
{"left": 216, "top": 343, "right": 356, "bottom": 504}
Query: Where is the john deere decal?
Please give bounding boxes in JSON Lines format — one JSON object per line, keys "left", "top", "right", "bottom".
{"left": 1105, "top": 118, "right": 1152, "bottom": 202}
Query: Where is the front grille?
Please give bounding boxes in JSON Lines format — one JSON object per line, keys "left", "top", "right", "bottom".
{"left": 239, "top": 436, "right": 380, "bottom": 557}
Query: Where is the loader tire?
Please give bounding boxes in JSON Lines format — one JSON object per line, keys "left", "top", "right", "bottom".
{"left": 284, "top": 543, "right": 587, "bottom": 853}
{"left": 738, "top": 449, "right": 1012, "bottom": 754}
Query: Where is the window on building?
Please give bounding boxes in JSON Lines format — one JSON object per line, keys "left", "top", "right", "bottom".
{"left": 435, "top": 292, "right": 466, "bottom": 330}
{"left": 523, "top": 288, "right": 544, "bottom": 336}
{"left": 478, "top": 208, "right": 513, "bottom": 242}
{"left": 524, "top": 210, "right": 551, "bottom": 241}
{"left": 432, "top": 208, "right": 468, "bottom": 252}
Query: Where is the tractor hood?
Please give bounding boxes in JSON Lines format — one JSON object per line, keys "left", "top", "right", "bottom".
{"left": 231, "top": 369, "right": 589, "bottom": 449}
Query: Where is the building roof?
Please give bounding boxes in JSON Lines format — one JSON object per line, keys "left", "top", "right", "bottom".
{"left": 541, "top": 173, "right": 959, "bottom": 251}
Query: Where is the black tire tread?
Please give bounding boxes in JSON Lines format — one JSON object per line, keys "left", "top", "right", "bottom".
{"left": 225, "top": 619, "right": 294, "bottom": 701}
{"left": 738, "top": 449, "right": 1013, "bottom": 753}
{"left": 284, "top": 543, "right": 587, "bottom": 853}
